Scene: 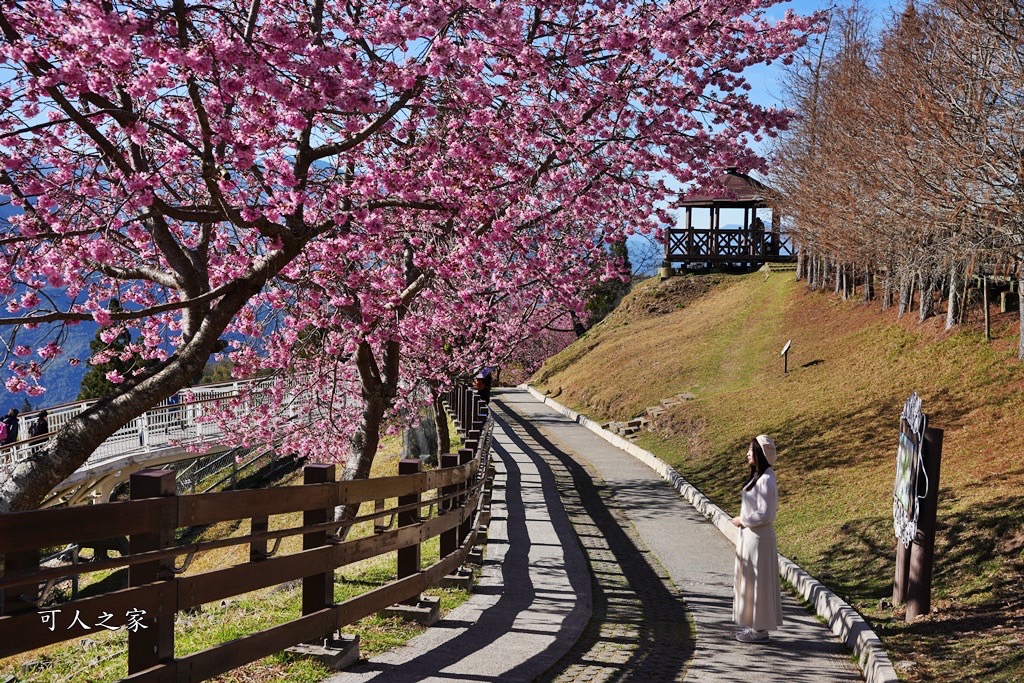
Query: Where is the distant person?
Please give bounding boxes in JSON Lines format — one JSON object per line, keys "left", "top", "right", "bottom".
{"left": 473, "top": 367, "right": 493, "bottom": 404}
{"left": 28, "top": 409, "right": 49, "bottom": 439}
{"left": 1, "top": 408, "right": 20, "bottom": 445}
{"left": 750, "top": 217, "right": 766, "bottom": 255}
{"left": 732, "top": 434, "right": 783, "bottom": 643}
{"left": 28, "top": 409, "right": 49, "bottom": 454}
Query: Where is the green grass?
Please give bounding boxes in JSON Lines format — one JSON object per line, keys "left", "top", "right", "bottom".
{"left": 535, "top": 272, "right": 1024, "bottom": 682}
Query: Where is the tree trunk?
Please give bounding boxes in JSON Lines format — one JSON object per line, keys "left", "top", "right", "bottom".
{"left": 919, "top": 270, "right": 935, "bottom": 322}
{"left": 835, "top": 260, "right": 842, "bottom": 294}
{"left": 863, "top": 267, "right": 874, "bottom": 303}
{"left": 898, "top": 269, "right": 912, "bottom": 318}
{"left": 882, "top": 270, "right": 892, "bottom": 311}
{"left": 945, "top": 261, "right": 965, "bottom": 331}
{"left": 796, "top": 246, "right": 805, "bottom": 281}
{"left": 1019, "top": 273, "right": 1024, "bottom": 360}
{"left": 332, "top": 340, "right": 397, "bottom": 533}
{"left": 333, "top": 390, "right": 389, "bottom": 534}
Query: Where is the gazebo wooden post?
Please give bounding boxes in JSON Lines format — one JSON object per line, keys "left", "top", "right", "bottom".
{"left": 685, "top": 206, "right": 693, "bottom": 269}
{"left": 771, "top": 212, "right": 781, "bottom": 256}
{"left": 713, "top": 206, "right": 720, "bottom": 262}
{"left": 744, "top": 207, "right": 751, "bottom": 268}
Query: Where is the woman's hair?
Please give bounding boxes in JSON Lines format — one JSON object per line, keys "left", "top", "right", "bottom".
{"left": 744, "top": 438, "right": 772, "bottom": 491}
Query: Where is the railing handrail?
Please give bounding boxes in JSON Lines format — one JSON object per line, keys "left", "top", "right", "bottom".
{"left": 0, "top": 375, "right": 299, "bottom": 486}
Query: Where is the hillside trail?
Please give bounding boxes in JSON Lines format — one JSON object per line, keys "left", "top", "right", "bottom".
{"left": 326, "top": 388, "right": 862, "bottom": 682}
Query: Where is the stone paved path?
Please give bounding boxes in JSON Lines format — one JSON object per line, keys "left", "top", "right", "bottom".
{"left": 325, "top": 388, "right": 864, "bottom": 682}
{"left": 500, "top": 389, "right": 861, "bottom": 683}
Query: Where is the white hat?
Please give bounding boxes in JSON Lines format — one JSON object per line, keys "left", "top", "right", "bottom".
{"left": 756, "top": 434, "right": 777, "bottom": 466}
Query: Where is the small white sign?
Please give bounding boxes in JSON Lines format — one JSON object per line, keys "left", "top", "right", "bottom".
{"left": 780, "top": 340, "right": 792, "bottom": 356}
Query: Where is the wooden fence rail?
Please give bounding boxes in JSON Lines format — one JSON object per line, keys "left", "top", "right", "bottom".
{"left": 0, "top": 383, "right": 493, "bottom": 682}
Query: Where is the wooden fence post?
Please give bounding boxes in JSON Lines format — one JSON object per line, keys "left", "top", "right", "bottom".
{"left": 1, "top": 550, "right": 40, "bottom": 617}
{"left": 302, "top": 464, "right": 335, "bottom": 628}
{"left": 458, "top": 446, "right": 475, "bottom": 543}
{"left": 440, "top": 453, "right": 460, "bottom": 558}
{"left": 250, "top": 515, "right": 269, "bottom": 562}
{"left": 907, "top": 427, "right": 944, "bottom": 621}
{"left": 397, "top": 458, "right": 422, "bottom": 605}
{"left": 460, "top": 386, "right": 471, "bottom": 433}
{"left": 128, "top": 469, "right": 177, "bottom": 674}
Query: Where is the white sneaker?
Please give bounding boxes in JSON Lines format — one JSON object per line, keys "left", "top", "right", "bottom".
{"left": 736, "top": 627, "right": 770, "bottom": 643}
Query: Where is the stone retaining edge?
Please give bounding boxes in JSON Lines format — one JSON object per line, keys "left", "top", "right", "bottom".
{"left": 522, "top": 384, "right": 899, "bottom": 683}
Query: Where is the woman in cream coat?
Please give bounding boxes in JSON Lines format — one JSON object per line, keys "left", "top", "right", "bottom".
{"left": 731, "top": 434, "right": 784, "bottom": 643}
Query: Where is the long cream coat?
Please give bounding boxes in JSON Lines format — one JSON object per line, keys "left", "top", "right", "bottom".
{"left": 733, "top": 468, "right": 784, "bottom": 631}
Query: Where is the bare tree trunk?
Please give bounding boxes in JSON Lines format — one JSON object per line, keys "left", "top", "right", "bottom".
{"left": 1018, "top": 271, "right": 1024, "bottom": 360}
{"left": 882, "top": 269, "right": 893, "bottom": 311}
{"left": 835, "top": 260, "right": 842, "bottom": 294}
{"left": 796, "top": 246, "right": 805, "bottom": 281}
{"left": 919, "top": 270, "right": 935, "bottom": 322}
{"left": 945, "top": 261, "right": 965, "bottom": 330}
{"left": 898, "top": 268, "right": 912, "bottom": 318}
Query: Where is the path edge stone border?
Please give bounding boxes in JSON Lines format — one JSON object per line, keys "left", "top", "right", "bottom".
{"left": 522, "top": 385, "right": 899, "bottom": 683}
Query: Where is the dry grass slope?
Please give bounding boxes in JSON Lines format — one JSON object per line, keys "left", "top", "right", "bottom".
{"left": 534, "top": 272, "right": 1024, "bottom": 683}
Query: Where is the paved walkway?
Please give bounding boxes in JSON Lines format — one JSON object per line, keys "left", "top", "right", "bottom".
{"left": 327, "top": 388, "right": 862, "bottom": 682}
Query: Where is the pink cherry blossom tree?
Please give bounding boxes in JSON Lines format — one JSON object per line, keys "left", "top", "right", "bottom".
{"left": 0, "top": 0, "right": 818, "bottom": 512}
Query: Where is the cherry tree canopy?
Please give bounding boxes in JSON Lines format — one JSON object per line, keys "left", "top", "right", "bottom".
{"left": 0, "top": 0, "right": 817, "bottom": 511}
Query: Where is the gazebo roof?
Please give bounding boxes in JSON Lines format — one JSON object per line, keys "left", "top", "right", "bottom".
{"left": 679, "top": 168, "right": 774, "bottom": 208}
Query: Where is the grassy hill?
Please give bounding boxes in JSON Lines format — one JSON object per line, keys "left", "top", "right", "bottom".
{"left": 533, "top": 271, "right": 1024, "bottom": 683}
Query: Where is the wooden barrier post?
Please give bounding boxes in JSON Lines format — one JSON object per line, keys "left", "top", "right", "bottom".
{"left": 907, "top": 427, "right": 943, "bottom": 621}
{"left": 397, "top": 458, "right": 422, "bottom": 605}
{"left": 250, "top": 515, "right": 269, "bottom": 562}
{"left": 128, "top": 469, "right": 176, "bottom": 674}
{"left": 472, "top": 402, "right": 487, "bottom": 434}
{"left": 302, "top": 464, "right": 335, "bottom": 626}
{"left": 460, "top": 386, "right": 471, "bottom": 434}
{"left": 439, "top": 453, "right": 460, "bottom": 558}
{"left": 458, "top": 444, "right": 476, "bottom": 544}
{"left": 1, "top": 550, "right": 40, "bottom": 617}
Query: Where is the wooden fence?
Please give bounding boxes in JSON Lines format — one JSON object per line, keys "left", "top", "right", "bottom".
{"left": 0, "top": 384, "right": 494, "bottom": 682}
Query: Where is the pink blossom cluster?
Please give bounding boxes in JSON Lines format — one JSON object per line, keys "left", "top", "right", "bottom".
{"left": 0, "top": 0, "right": 820, "bottom": 464}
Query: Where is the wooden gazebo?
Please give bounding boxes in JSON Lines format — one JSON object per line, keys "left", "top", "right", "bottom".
{"left": 663, "top": 168, "right": 792, "bottom": 273}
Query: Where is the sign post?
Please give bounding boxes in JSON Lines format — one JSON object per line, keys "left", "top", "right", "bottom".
{"left": 907, "top": 427, "right": 943, "bottom": 620}
{"left": 780, "top": 340, "right": 792, "bottom": 374}
{"left": 891, "top": 393, "right": 942, "bottom": 621}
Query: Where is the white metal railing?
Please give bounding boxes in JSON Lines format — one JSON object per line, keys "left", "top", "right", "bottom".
{"left": 0, "top": 377, "right": 286, "bottom": 474}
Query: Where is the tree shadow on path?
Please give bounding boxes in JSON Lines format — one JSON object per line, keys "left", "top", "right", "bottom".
{"left": 494, "top": 399, "right": 696, "bottom": 683}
